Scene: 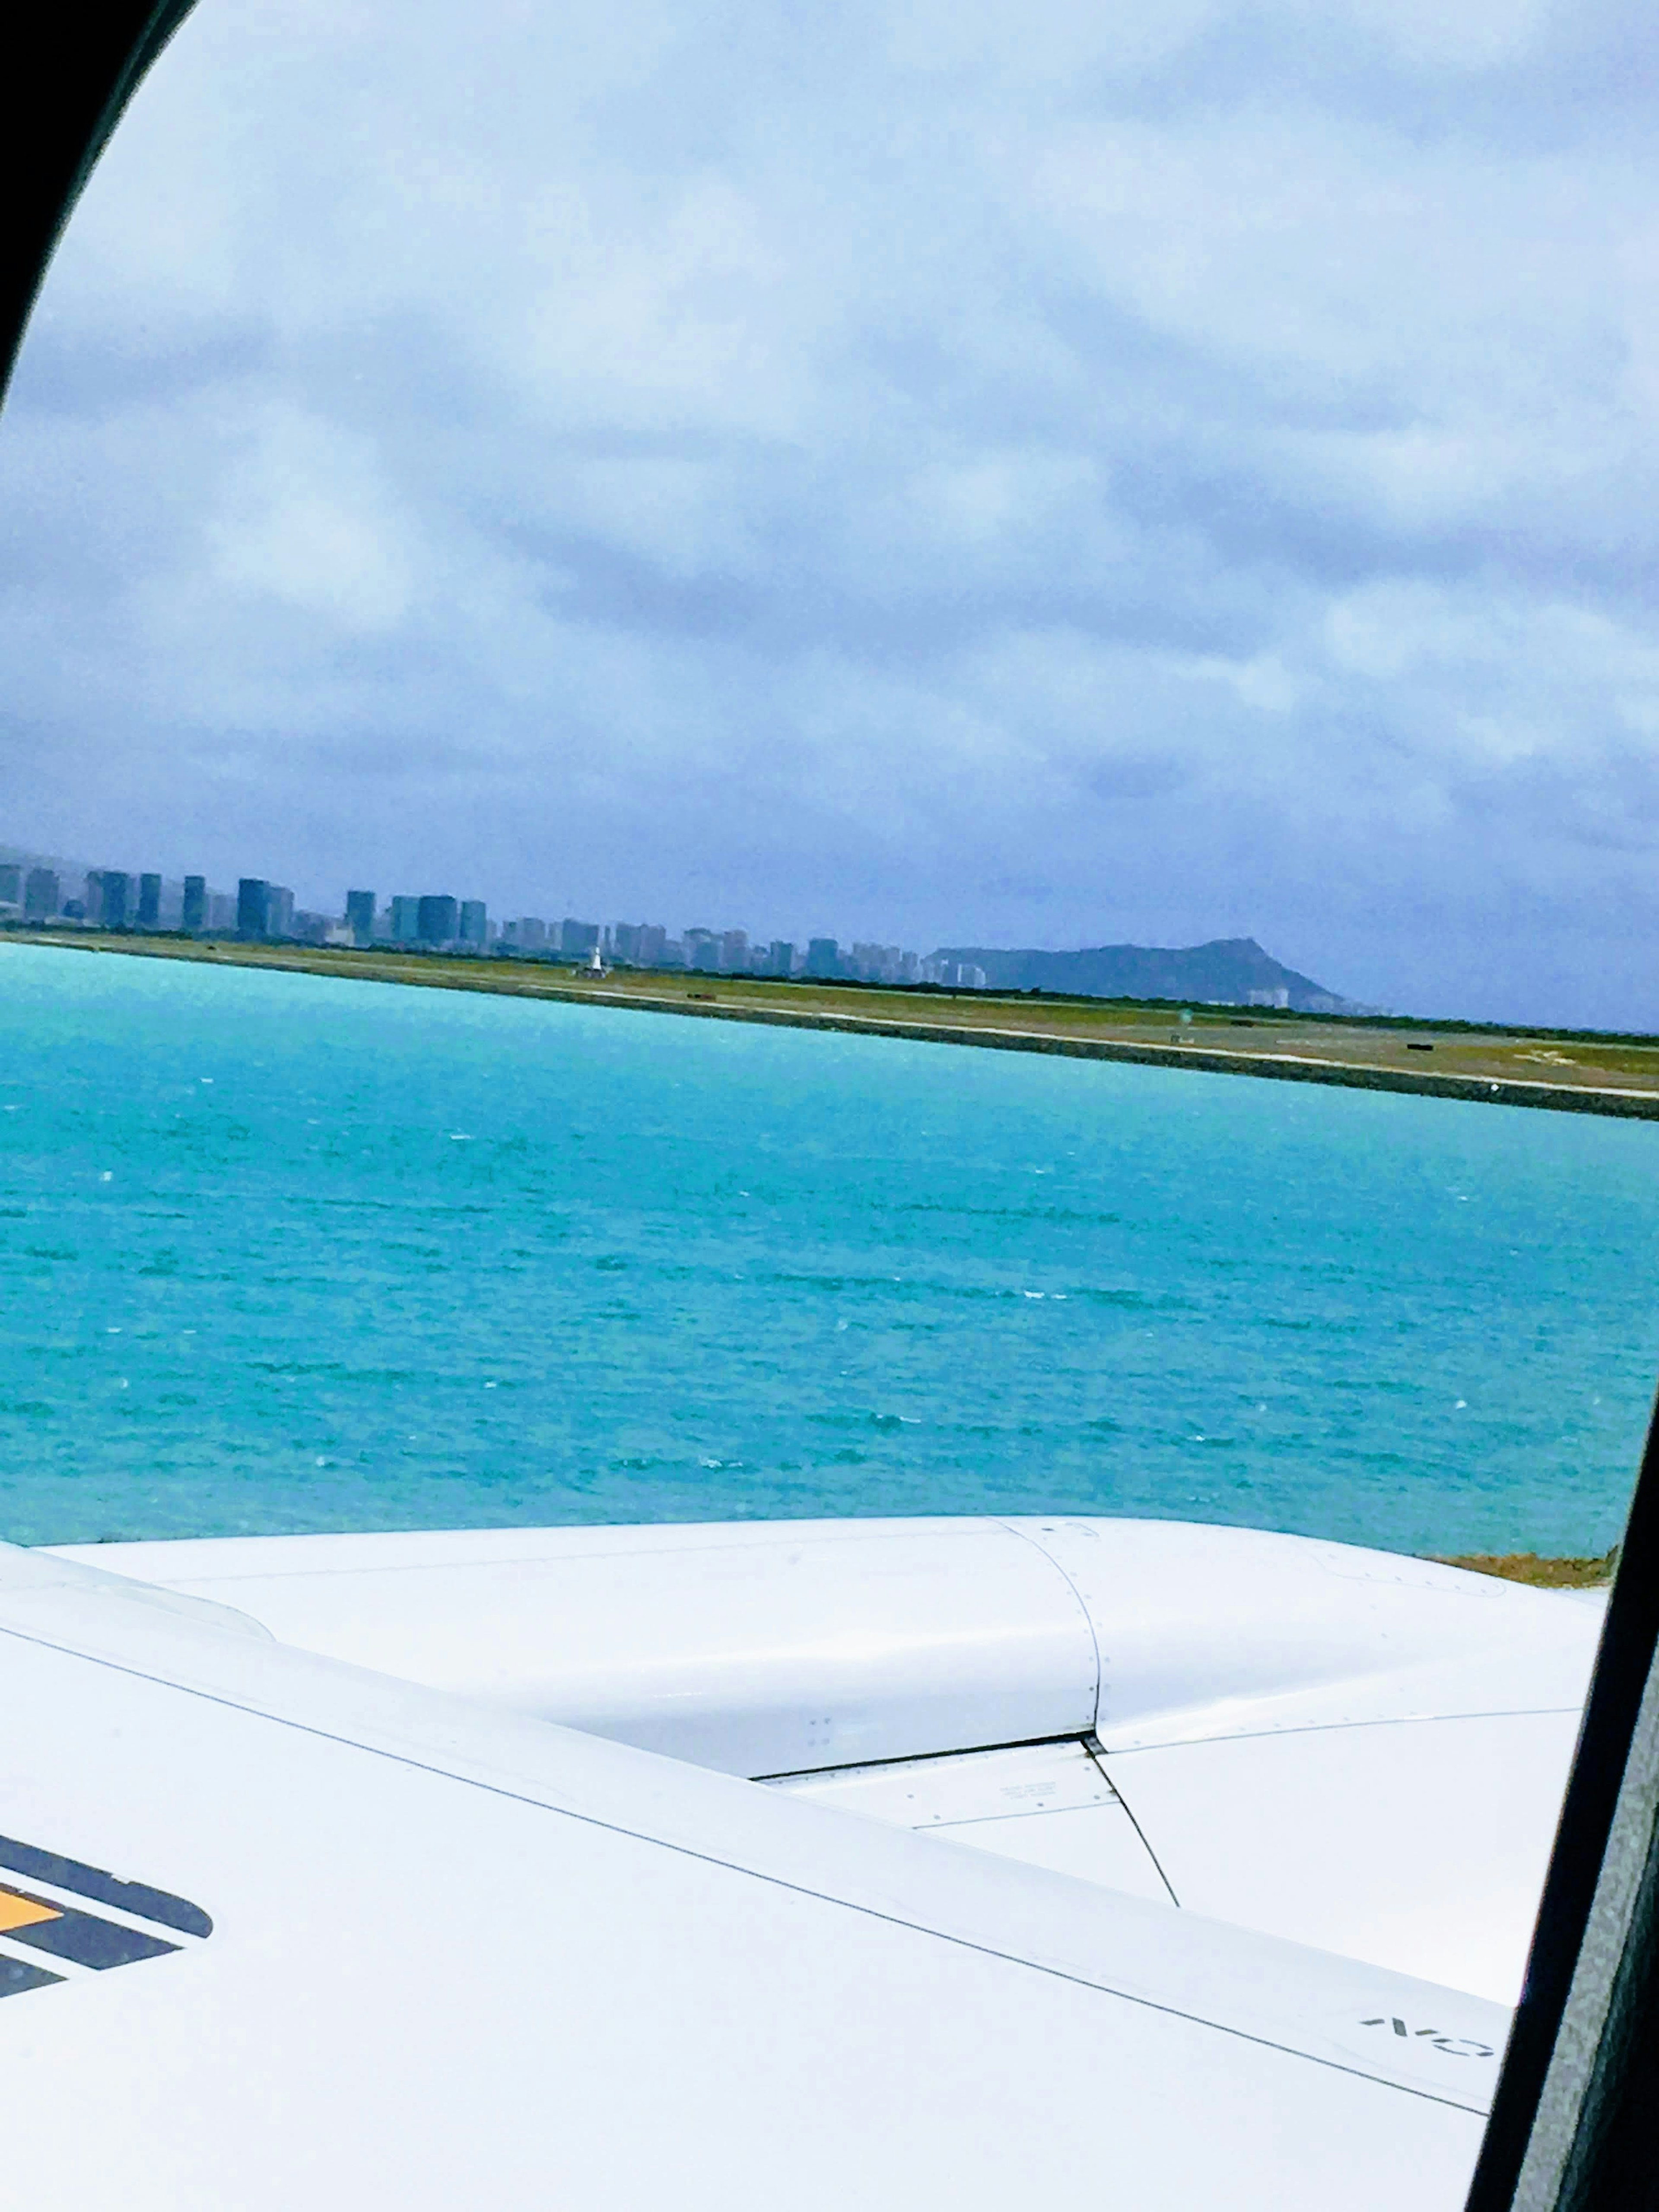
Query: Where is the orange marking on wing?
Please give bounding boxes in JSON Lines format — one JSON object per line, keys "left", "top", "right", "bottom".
{"left": 0, "top": 1890, "right": 61, "bottom": 1933}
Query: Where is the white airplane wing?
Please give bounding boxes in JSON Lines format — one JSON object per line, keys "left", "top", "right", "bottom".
{"left": 1, "top": 1535, "right": 1511, "bottom": 2209}
{"left": 55, "top": 1513, "right": 1599, "bottom": 2002}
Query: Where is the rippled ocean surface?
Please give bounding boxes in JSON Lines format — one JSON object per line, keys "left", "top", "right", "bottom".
{"left": 1, "top": 941, "right": 1655, "bottom": 1554}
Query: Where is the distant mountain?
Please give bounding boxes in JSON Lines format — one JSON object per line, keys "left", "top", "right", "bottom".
{"left": 928, "top": 937, "right": 1364, "bottom": 1013}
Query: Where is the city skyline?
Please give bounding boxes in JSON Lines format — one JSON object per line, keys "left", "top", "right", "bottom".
{"left": 0, "top": 848, "right": 991, "bottom": 987}
{"left": 0, "top": 841, "right": 1360, "bottom": 1005}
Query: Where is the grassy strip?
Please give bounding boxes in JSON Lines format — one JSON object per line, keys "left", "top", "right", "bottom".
{"left": 1431, "top": 1550, "right": 1620, "bottom": 1589}
{"left": 13, "top": 931, "right": 1659, "bottom": 1116}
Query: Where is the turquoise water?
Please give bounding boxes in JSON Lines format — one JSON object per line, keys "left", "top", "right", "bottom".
{"left": 0, "top": 941, "right": 1654, "bottom": 1554}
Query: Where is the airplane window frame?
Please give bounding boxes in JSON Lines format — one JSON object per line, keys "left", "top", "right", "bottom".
{"left": 1463, "top": 1400, "right": 1659, "bottom": 2210}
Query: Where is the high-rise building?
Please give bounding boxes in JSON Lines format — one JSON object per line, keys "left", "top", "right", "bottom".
{"left": 805, "top": 938, "right": 840, "bottom": 978}
{"left": 100, "top": 872, "right": 132, "bottom": 929}
{"left": 612, "top": 923, "right": 640, "bottom": 963}
{"left": 849, "top": 943, "right": 904, "bottom": 984}
{"left": 181, "top": 876, "right": 207, "bottom": 932}
{"left": 237, "top": 878, "right": 270, "bottom": 936}
{"left": 458, "top": 900, "right": 487, "bottom": 948}
{"left": 207, "top": 893, "right": 237, "bottom": 930}
{"left": 388, "top": 896, "right": 421, "bottom": 943}
{"left": 23, "top": 868, "right": 59, "bottom": 919}
{"left": 0, "top": 865, "right": 20, "bottom": 906}
{"left": 137, "top": 873, "right": 162, "bottom": 929}
{"left": 345, "top": 890, "right": 375, "bottom": 948}
{"left": 635, "top": 925, "right": 667, "bottom": 966}
{"left": 417, "top": 895, "right": 458, "bottom": 945}
{"left": 767, "top": 941, "right": 794, "bottom": 977}
{"left": 719, "top": 929, "right": 748, "bottom": 973}
{"left": 560, "top": 918, "right": 600, "bottom": 957}
{"left": 266, "top": 885, "right": 295, "bottom": 937}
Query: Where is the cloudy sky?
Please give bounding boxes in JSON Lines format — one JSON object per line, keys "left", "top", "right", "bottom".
{"left": 3, "top": 0, "right": 1659, "bottom": 1022}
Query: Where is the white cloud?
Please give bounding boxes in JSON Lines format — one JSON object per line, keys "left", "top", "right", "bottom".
{"left": 205, "top": 403, "right": 416, "bottom": 630}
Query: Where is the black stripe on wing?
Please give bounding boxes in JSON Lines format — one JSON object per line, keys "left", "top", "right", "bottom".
{"left": 0, "top": 1834, "right": 210, "bottom": 1938}
{"left": 0, "top": 1954, "right": 63, "bottom": 1997}
{"left": 0, "top": 1888, "right": 179, "bottom": 1970}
